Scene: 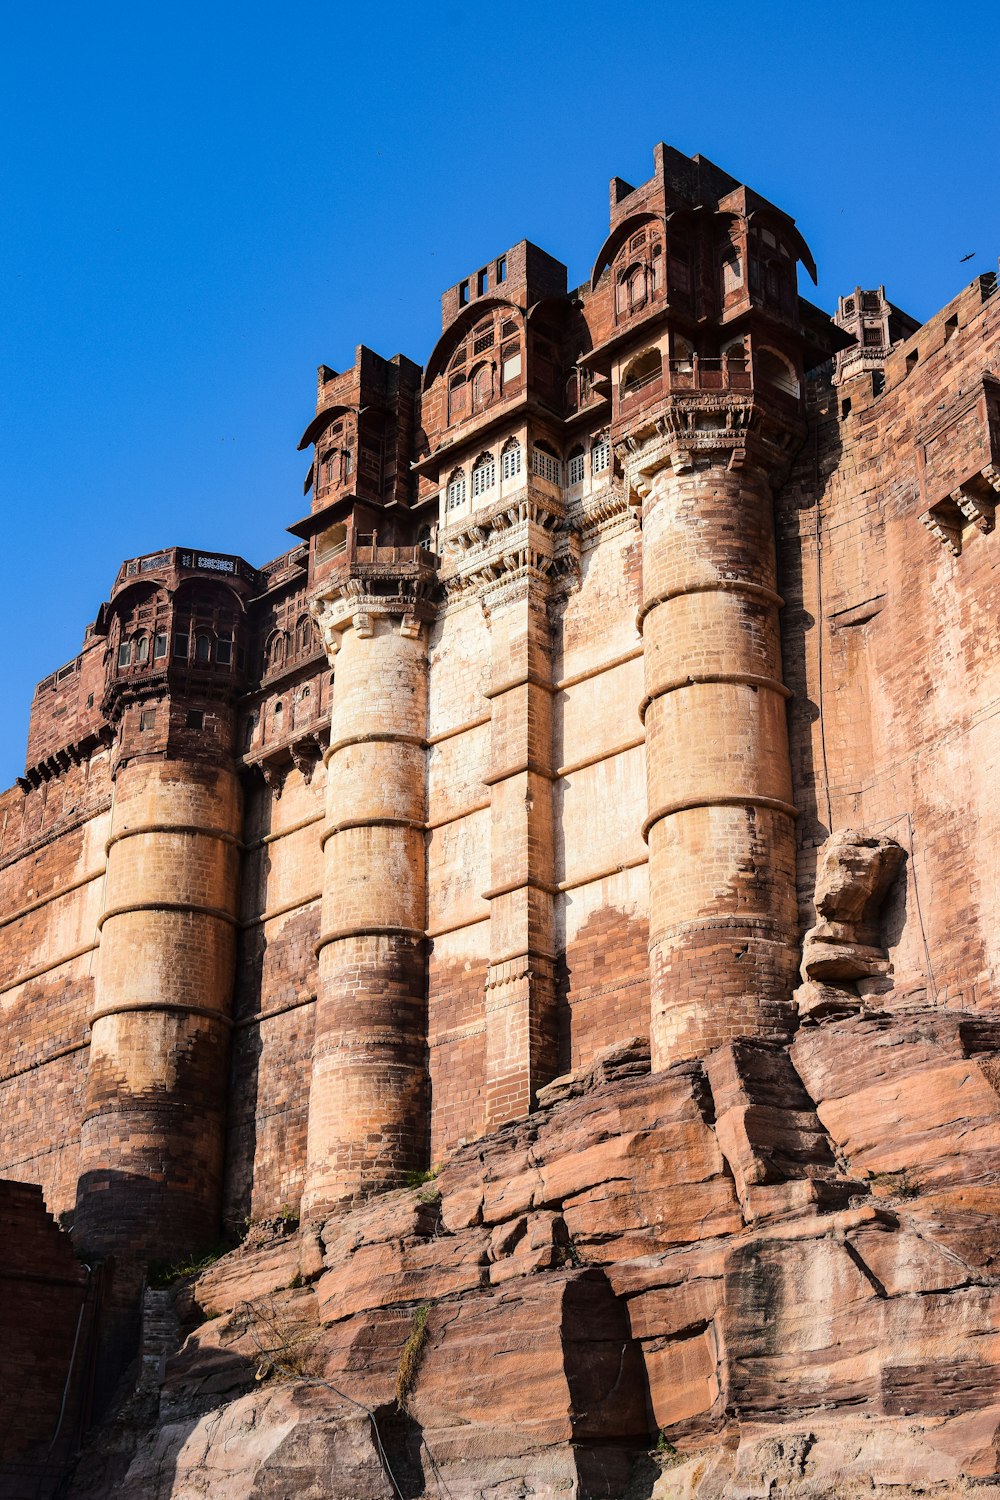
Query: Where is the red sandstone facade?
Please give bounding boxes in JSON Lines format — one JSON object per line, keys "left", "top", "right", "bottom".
{"left": 2, "top": 142, "right": 998, "bottom": 1263}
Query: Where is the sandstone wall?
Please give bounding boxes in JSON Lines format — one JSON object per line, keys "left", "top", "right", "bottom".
{"left": 226, "top": 763, "right": 325, "bottom": 1230}
{"left": 0, "top": 757, "right": 112, "bottom": 1220}
{"left": 780, "top": 274, "right": 1000, "bottom": 1017}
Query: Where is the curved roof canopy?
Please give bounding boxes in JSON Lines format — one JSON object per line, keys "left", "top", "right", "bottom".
{"left": 297, "top": 403, "right": 356, "bottom": 452}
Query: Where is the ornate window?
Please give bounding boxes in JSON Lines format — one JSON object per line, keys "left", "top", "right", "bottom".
{"left": 567, "top": 446, "right": 585, "bottom": 486}
{"left": 472, "top": 452, "right": 496, "bottom": 498}
{"left": 473, "top": 320, "right": 494, "bottom": 355}
{"left": 216, "top": 636, "right": 233, "bottom": 666}
{"left": 117, "top": 640, "right": 131, "bottom": 668}
{"left": 135, "top": 634, "right": 149, "bottom": 665}
{"left": 295, "top": 614, "right": 313, "bottom": 654}
{"left": 446, "top": 468, "right": 466, "bottom": 510}
{"left": 153, "top": 632, "right": 168, "bottom": 660}
{"left": 591, "top": 436, "right": 610, "bottom": 475}
{"left": 194, "top": 633, "right": 212, "bottom": 665}
{"left": 532, "top": 444, "right": 561, "bottom": 485}
{"left": 501, "top": 438, "right": 522, "bottom": 481}
{"left": 173, "top": 632, "right": 189, "bottom": 659}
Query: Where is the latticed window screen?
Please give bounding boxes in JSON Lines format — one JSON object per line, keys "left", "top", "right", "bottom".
{"left": 472, "top": 455, "right": 496, "bottom": 497}
{"left": 568, "top": 451, "right": 585, "bottom": 485}
{"left": 532, "top": 448, "right": 561, "bottom": 485}
{"left": 501, "top": 442, "right": 522, "bottom": 481}
{"left": 591, "top": 437, "right": 610, "bottom": 474}
{"left": 446, "top": 471, "right": 466, "bottom": 509}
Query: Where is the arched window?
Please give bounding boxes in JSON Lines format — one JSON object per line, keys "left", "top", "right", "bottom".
{"left": 757, "top": 348, "right": 799, "bottom": 398}
{"left": 295, "top": 614, "right": 312, "bottom": 654}
{"left": 135, "top": 634, "right": 149, "bottom": 665}
{"left": 448, "top": 372, "right": 467, "bottom": 424}
{"left": 471, "top": 362, "right": 493, "bottom": 410}
{"left": 650, "top": 241, "right": 663, "bottom": 291}
{"left": 265, "top": 630, "right": 287, "bottom": 672}
{"left": 531, "top": 442, "right": 561, "bottom": 486}
{"left": 617, "top": 263, "right": 646, "bottom": 314}
{"left": 722, "top": 338, "right": 745, "bottom": 363}
{"left": 621, "top": 348, "right": 662, "bottom": 395}
{"left": 567, "top": 445, "right": 585, "bottom": 486}
{"left": 501, "top": 438, "right": 522, "bottom": 482}
{"left": 672, "top": 335, "right": 695, "bottom": 372}
{"left": 324, "top": 452, "right": 337, "bottom": 486}
{"left": 471, "top": 451, "right": 496, "bottom": 498}
{"left": 194, "top": 633, "right": 212, "bottom": 664}
{"left": 445, "top": 468, "right": 466, "bottom": 510}
{"left": 341, "top": 449, "right": 354, "bottom": 483}
{"left": 591, "top": 435, "right": 610, "bottom": 475}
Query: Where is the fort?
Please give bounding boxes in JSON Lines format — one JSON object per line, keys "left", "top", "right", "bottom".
{"left": 4, "top": 143, "right": 1000, "bottom": 1497}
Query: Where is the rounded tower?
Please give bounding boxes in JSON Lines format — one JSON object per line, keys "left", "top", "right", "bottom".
{"left": 75, "top": 549, "right": 253, "bottom": 1259}
{"left": 304, "top": 531, "right": 436, "bottom": 1218}
{"left": 596, "top": 175, "right": 820, "bottom": 1069}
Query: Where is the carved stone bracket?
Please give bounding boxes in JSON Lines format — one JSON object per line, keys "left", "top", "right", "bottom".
{"left": 613, "top": 392, "right": 803, "bottom": 502}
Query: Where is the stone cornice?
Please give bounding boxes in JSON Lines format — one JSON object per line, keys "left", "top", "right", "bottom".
{"left": 613, "top": 391, "right": 805, "bottom": 499}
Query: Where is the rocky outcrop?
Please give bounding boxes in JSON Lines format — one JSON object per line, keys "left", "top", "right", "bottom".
{"left": 795, "top": 829, "right": 907, "bottom": 1021}
{"left": 66, "top": 1018, "right": 1000, "bottom": 1499}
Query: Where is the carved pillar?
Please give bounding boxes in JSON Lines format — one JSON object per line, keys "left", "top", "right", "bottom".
{"left": 305, "top": 560, "right": 434, "bottom": 1217}
{"left": 482, "top": 581, "right": 559, "bottom": 1127}
{"left": 633, "top": 426, "right": 798, "bottom": 1068}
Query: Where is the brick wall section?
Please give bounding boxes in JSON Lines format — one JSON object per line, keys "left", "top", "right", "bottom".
{"left": 0, "top": 1181, "right": 91, "bottom": 1498}
{"left": 779, "top": 272, "right": 1000, "bottom": 1016}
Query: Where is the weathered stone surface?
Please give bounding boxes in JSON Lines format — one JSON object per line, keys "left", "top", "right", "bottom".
{"left": 795, "top": 829, "right": 906, "bottom": 1020}
{"left": 62, "top": 1009, "right": 1000, "bottom": 1498}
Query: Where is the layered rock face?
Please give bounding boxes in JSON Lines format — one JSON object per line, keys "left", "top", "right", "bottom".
{"left": 68, "top": 1008, "right": 1000, "bottom": 1500}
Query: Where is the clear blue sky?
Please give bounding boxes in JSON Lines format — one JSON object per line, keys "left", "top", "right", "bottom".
{"left": 2, "top": 0, "right": 997, "bottom": 786}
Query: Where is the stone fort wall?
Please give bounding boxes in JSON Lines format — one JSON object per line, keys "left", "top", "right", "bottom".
{"left": 1, "top": 142, "right": 999, "bottom": 1264}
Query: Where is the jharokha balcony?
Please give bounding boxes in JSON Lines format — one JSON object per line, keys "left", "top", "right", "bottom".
{"left": 616, "top": 351, "right": 799, "bottom": 426}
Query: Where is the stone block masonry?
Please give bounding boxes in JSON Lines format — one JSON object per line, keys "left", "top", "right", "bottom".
{"left": 1, "top": 139, "right": 999, "bottom": 1317}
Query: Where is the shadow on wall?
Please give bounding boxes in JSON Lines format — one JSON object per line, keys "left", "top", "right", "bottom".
{"left": 777, "top": 380, "right": 845, "bottom": 932}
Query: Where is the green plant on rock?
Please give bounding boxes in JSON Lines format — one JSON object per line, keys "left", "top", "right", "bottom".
{"left": 396, "top": 1304, "right": 431, "bottom": 1408}
{"left": 146, "top": 1242, "right": 231, "bottom": 1289}
{"left": 655, "top": 1430, "right": 686, "bottom": 1467}
{"left": 404, "top": 1164, "right": 440, "bottom": 1190}
{"left": 867, "top": 1168, "right": 919, "bottom": 1200}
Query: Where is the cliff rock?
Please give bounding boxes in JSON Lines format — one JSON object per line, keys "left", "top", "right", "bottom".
{"left": 67, "top": 1018, "right": 1000, "bottom": 1499}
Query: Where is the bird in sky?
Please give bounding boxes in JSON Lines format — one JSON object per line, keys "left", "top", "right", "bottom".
{"left": 960, "top": 252, "right": 976, "bottom": 262}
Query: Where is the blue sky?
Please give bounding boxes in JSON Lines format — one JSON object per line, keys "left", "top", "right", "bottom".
{"left": 2, "top": 0, "right": 997, "bottom": 786}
